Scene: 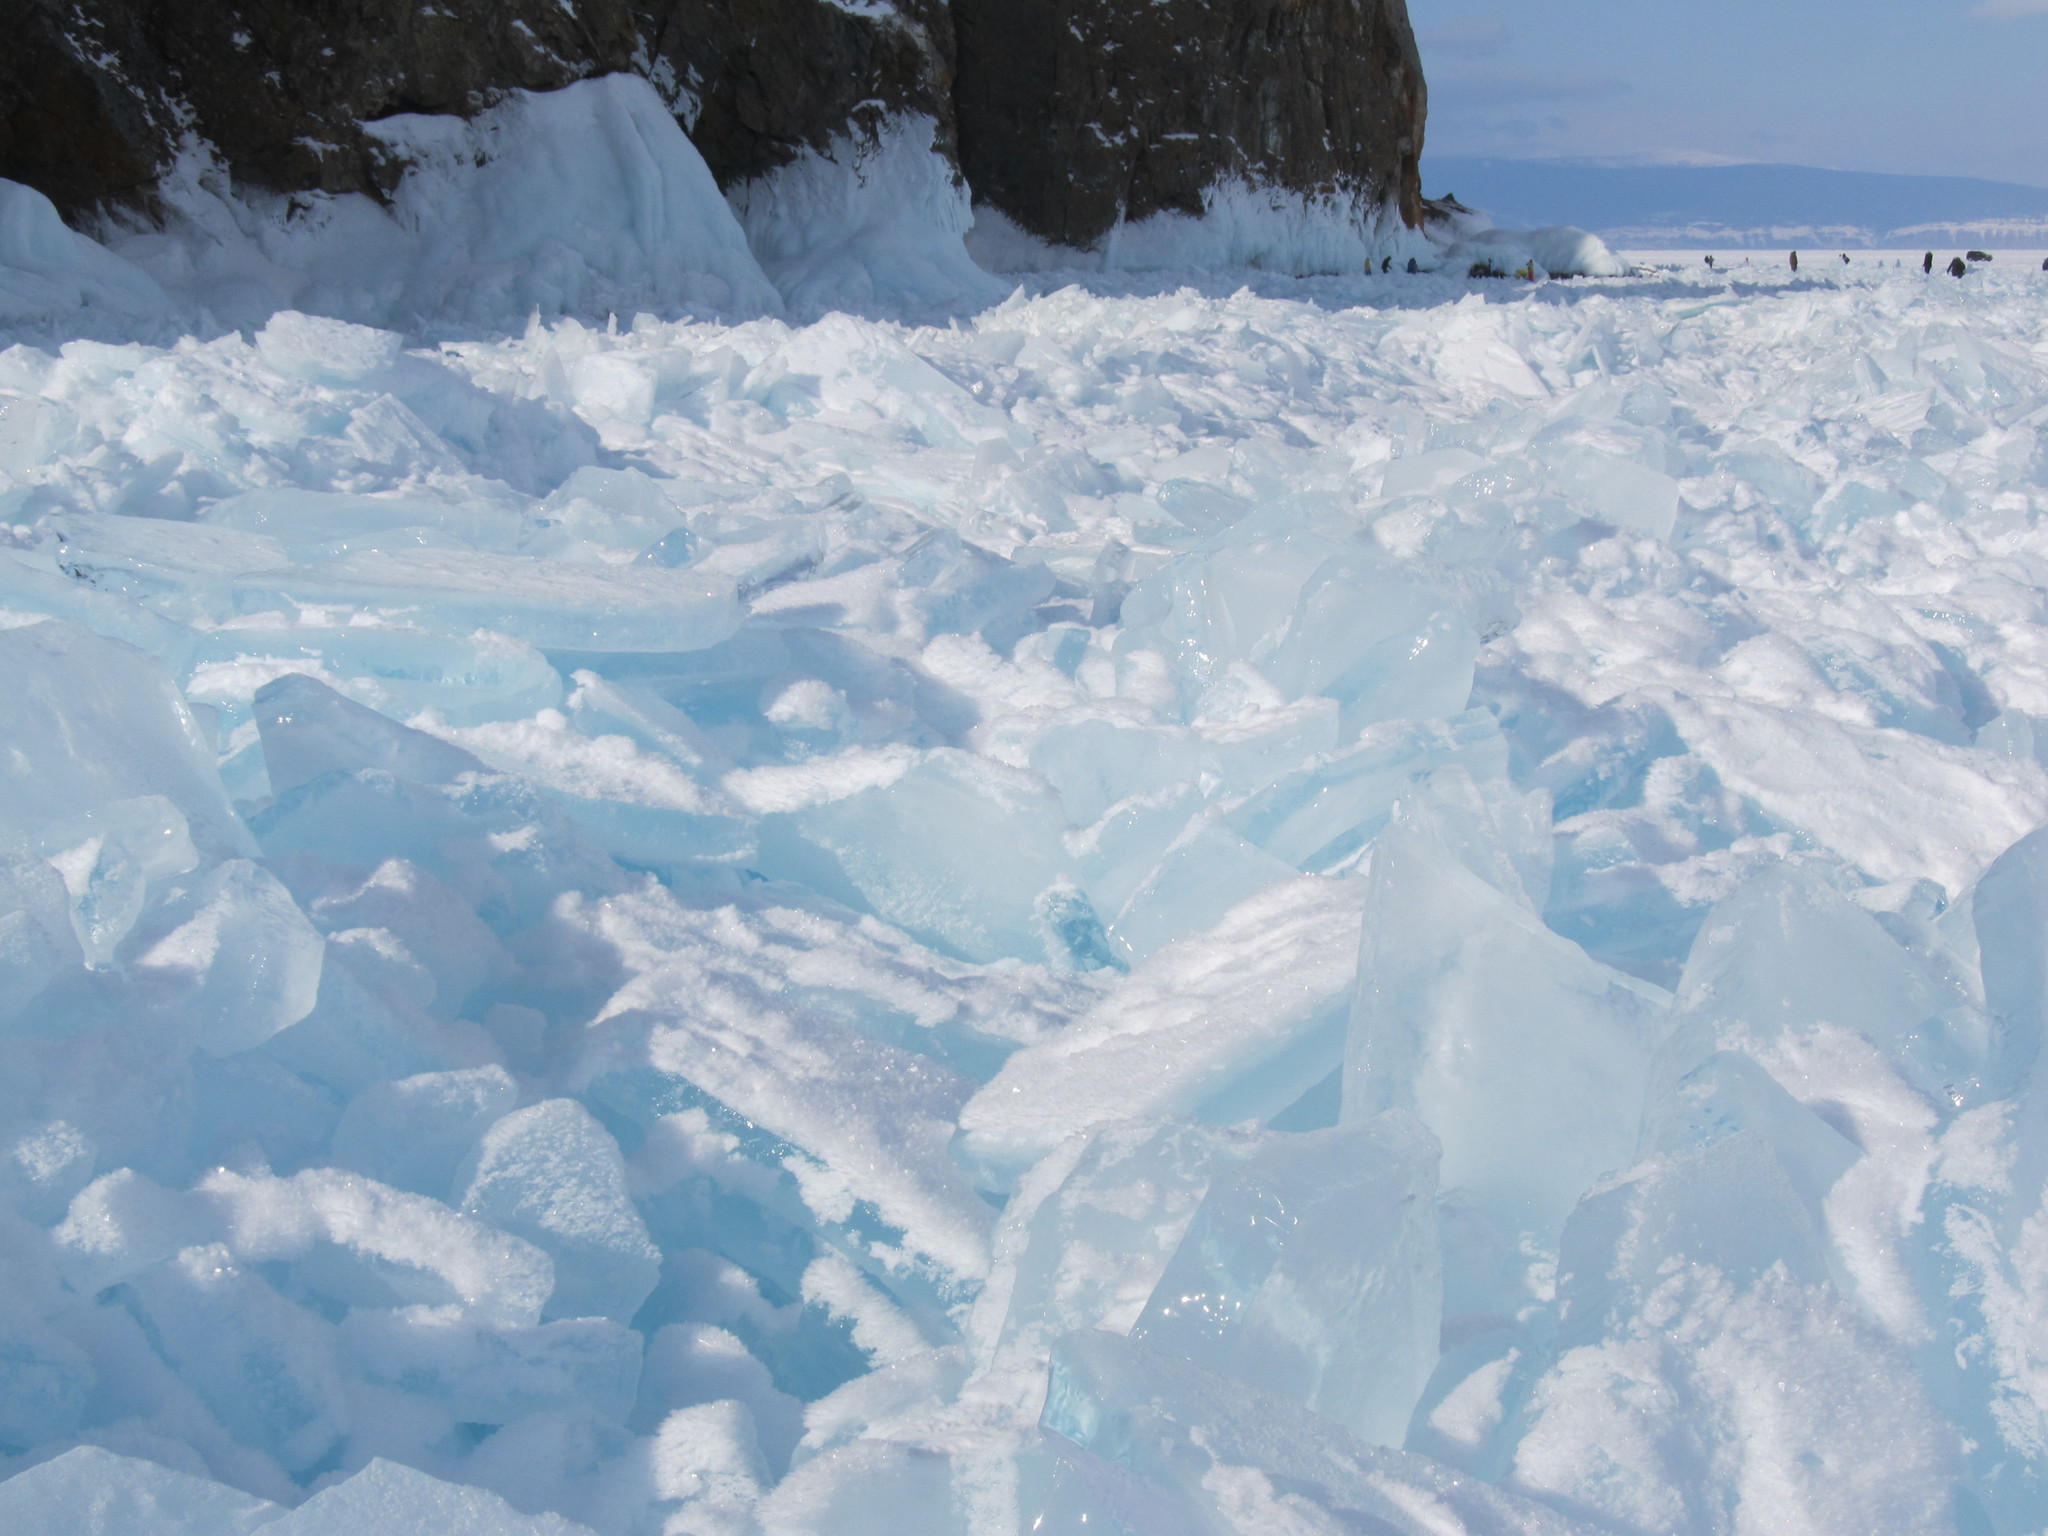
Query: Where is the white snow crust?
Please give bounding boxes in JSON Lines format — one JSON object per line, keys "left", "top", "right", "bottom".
{"left": 3, "top": 86, "right": 2048, "bottom": 1536}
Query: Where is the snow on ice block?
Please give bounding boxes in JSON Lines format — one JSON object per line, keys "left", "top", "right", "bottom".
{"left": 458, "top": 1099, "right": 661, "bottom": 1324}
{"left": 1105, "top": 813, "right": 1297, "bottom": 962}
{"left": 265, "top": 1458, "right": 597, "bottom": 1536}
{"left": 421, "top": 709, "right": 755, "bottom": 867}
{"left": 959, "top": 876, "right": 1366, "bottom": 1180}
{"left": 1038, "top": 1329, "right": 1584, "bottom": 1536}
{"left": 1345, "top": 799, "right": 1669, "bottom": 1324}
{"left": 309, "top": 859, "right": 511, "bottom": 1019}
{"left": 252, "top": 310, "right": 406, "bottom": 386}
{"left": 0, "top": 1445, "right": 284, "bottom": 1535}
{"left": 1028, "top": 715, "right": 1204, "bottom": 828}
{"left": 576, "top": 902, "right": 994, "bottom": 1294}
{"left": 59, "top": 1165, "right": 556, "bottom": 1325}
{"left": 1130, "top": 1112, "right": 1441, "bottom": 1447}
{"left": 756, "top": 1437, "right": 957, "bottom": 1536}
{"left": 1506, "top": 1132, "right": 1952, "bottom": 1536}
{"left": 1126, "top": 541, "right": 1479, "bottom": 734}
{"left": 0, "top": 620, "right": 252, "bottom": 860}
{"left": 233, "top": 549, "right": 742, "bottom": 654}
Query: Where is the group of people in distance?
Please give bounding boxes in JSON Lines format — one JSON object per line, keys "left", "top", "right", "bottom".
{"left": 1701, "top": 250, "right": 2048, "bottom": 275}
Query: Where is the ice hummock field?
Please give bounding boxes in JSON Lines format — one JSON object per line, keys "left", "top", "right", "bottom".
{"left": 4, "top": 77, "right": 2048, "bottom": 1536}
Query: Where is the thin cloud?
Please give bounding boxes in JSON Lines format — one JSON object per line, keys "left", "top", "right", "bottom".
{"left": 1973, "top": 0, "right": 2048, "bottom": 17}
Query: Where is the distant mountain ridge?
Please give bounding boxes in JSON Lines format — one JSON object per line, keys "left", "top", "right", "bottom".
{"left": 1424, "top": 157, "right": 2048, "bottom": 249}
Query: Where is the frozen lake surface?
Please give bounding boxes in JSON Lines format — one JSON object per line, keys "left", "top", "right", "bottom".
{"left": 3, "top": 253, "right": 2048, "bottom": 1535}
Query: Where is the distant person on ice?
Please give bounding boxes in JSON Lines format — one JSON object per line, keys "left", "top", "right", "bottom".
{"left": 1790, "top": 251, "right": 1799, "bottom": 272}
{"left": 1924, "top": 252, "right": 1935, "bottom": 274}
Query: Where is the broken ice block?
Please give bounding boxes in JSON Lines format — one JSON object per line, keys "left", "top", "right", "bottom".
{"left": 330, "top": 1066, "right": 519, "bottom": 1200}
{"left": 1346, "top": 800, "right": 1669, "bottom": 1328}
{"left": 0, "top": 620, "right": 251, "bottom": 861}
{"left": 1132, "top": 1112, "right": 1441, "bottom": 1446}
{"left": 121, "top": 1244, "right": 347, "bottom": 1472}
{"left": 264, "top": 1457, "right": 597, "bottom": 1535}
{"left": 1038, "top": 1330, "right": 1581, "bottom": 1536}
{"left": 131, "top": 860, "right": 325, "bottom": 1056}
{"left": 1668, "top": 862, "right": 1992, "bottom": 1106}
{"left": 232, "top": 548, "right": 742, "bottom": 654}
{"left": 0, "top": 1444, "right": 284, "bottom": 1535}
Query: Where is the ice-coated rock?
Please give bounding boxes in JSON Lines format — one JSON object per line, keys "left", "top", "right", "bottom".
{"left": 0, "top": 1445, "right": 283, "bottom": 1535}
{"left": 458, "top": 1100, "right": 661, "bottom": 1325}
{"left": 1132, "top": 1111, "right": 1441, "bottom": 1447}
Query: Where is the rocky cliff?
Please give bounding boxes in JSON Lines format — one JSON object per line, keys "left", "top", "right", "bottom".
{"left": 951, "top": 0, "right": 1426, "bottom": 249}
{"left": 2, "top": 0, "right": 1427, "bottom": 257}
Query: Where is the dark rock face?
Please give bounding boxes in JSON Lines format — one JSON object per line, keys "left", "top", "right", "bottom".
{"left": 0, "top": 0, "right": 952, "bottom": 224}
{"left": 3, "top": 0, "right": 642, "bottom": 222}
{"left": 4, "top": 0, "right": 1427, "bottom": 249}
{"left": 636, "top": 1, "right": 959, "bottom": 186}
{"left": 951, "top": 0, "right": 1427, "bottom": 248}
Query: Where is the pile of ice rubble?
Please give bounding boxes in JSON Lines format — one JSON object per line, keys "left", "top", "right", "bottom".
{"left": 3, "top": 247, "right": 2048, "bottom": 1536}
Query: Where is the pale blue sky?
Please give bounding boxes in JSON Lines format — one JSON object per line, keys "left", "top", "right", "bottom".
{"left": 1408, "top": 0, "right": 2048, "bottom": 187}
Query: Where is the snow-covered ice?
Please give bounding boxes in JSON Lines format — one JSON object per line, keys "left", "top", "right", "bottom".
{"left": 3, "top": 130, "right": 2048, "bottom": 1536}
